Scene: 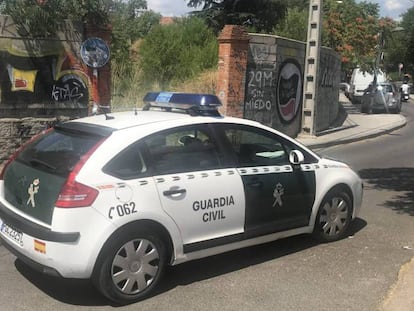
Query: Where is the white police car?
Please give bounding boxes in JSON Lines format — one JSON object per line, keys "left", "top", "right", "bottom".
{"left": 0, "top": 92, "right": 363, "bottom": 304}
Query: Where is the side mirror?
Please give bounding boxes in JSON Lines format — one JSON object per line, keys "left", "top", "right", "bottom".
{"left": 289, "top": 150, "right": 304, "bottom": 165}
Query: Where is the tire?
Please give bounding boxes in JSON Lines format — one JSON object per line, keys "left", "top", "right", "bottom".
{"left": 92, "top": 229, "right": 167, "bottom": 305}
{"left": 312, "top": 189, "right": 352, "bottom": 242}
{"left": 366, "top": 100, "right": 373, "bottom": 114}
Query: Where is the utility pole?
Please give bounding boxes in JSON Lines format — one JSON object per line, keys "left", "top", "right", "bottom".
{"left": 301, "top": 0, "right": 322, "bottom": 136}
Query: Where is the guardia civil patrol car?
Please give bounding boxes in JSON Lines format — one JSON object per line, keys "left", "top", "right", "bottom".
{"left": 0, "top": 92, "right": 363, "bottom": 304}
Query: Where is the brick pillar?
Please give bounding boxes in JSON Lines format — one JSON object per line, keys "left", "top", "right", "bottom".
{"left": 217, "top": 25, "right": 250, "bottom": 117}
{"left": 84, "top": 23, "right": 112, "bottom": 112}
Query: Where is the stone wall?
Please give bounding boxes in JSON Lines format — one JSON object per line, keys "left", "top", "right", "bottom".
{"left": 0, "top": 117, "right": 68, "bottom": 160}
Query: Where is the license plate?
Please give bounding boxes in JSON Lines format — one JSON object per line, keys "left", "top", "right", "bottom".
{"left": 0, "top": 221, "right": 24, "bottom": 247}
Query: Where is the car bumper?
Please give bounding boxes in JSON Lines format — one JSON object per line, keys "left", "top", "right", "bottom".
{"left": 352, "top": 179, "right": 364, "bottom": 219}
{"left": 0, "top": 201, "right": 114, "bottom": 279}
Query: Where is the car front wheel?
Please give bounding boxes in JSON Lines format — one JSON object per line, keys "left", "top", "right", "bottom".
{"left": 92, "top": 229, "right": 167, "bottom": 305}
{"left": 312, "top": 189, "right": 352, "bottom": 242}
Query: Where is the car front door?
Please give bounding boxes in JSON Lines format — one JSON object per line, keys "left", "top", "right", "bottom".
{"left": 142, "top": 124, "right": 245, "bottom": 252}
{"left": 216, "top": 124, "right": 316, "bottom": 235}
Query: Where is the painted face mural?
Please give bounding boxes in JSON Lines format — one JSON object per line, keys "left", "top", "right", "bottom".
{"left": 277, "top": 60, "right": 303, "bottom": 123}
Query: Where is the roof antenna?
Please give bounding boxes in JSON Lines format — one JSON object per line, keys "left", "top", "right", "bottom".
{"left": 99, "top": 105, "right": 115, "bottom": 120}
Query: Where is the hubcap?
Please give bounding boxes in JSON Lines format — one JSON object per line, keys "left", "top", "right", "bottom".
{"left": 319, "top": 196, "right": 349, "bottom": 237}
{"left": 111, "top": 238, "right": 160, "bottom": 295}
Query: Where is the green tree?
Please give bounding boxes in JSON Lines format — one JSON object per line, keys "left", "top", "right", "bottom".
{"left": 109, "top": 1, "right": 160, "bottom": 64}
{"left": 273, "top": 7, "right": 308, "bottom": 41}
{"left": 322, "top": 0, "right": 396, "bottom": 73}
{"left": 139, "top": 17, "right": 218, "bottom": 88}
{"left": 187, "top": 0, "right": 287, "bottom": 33}
{"left": 396, "top": 8, "right": 414, "bottom": 76}
{"left": 0, "top": 0, "right": 111, "bottom": 37}
{"left": 271, "top": 0, "right": 397, "bottom": 76}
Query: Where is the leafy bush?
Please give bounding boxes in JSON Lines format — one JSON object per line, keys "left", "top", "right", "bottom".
{"left": 138, "top": 17, "right": 218, "bottom": 88}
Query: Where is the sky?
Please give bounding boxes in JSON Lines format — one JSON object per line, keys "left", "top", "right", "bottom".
{"left": 146, "top": 0, "right": 414, "bottom": 20}
{"left": 373, "top": 0, "right": 413, "bottom": 20}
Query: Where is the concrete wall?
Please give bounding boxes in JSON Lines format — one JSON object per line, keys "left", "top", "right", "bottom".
{"left": 217, "top": 25, "right": 342, "bottom": 137}
{"left": 244, "top": 35, "right": 305, "bottom": 137}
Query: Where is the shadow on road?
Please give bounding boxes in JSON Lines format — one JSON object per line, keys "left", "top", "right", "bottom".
{"left": 13, "top": 218, "right": 367, "bottom": 307}
{"left": 359, "top": 167, "right": 414, "bottom": 216}
{"left": 14, "top": 260, "right": 108, "bottom": 306}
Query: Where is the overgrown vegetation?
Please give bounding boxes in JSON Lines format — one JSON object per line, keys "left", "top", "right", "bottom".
{"left": 112, "top": 17, "right": 218, "bottom": 108}
{"left": 139, "top": 18, "right": 218, "bottom": 88}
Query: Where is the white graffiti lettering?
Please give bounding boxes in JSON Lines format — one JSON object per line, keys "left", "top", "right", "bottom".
{"left": 246, "top": 99, "right": 272, "bottom": 111}
{"left": 52, "top": 83, "right": 85, "bottom": 102}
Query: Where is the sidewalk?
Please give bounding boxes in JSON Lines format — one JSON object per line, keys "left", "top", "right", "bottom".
{"left": 296, "top": 93, "right": 406, "bottom": 149}
{"left": 297, "top": 93, "right": 413, "bottom": 311}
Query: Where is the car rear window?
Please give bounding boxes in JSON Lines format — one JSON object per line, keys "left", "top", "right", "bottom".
{"left": 17, "top": 129, "right": 103, "bottom": 177}
{"left": 380, "top": 84, "right": 393, "bottom": 93}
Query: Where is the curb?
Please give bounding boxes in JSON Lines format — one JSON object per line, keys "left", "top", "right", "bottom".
{"left": 380, "top": 256, "right": 414, "bottom": 311}
{"left": 301, "top": 120, "right": 407, "bottom": 149}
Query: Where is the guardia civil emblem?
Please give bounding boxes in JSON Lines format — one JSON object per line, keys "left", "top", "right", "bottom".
{"left": 273, "top": 183, "right": 284, "bottom": 207}
{"left": 27, "top": 178, "right": 40, "bottom": 208}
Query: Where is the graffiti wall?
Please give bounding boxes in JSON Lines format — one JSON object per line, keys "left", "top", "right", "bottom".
{"left": 0, "top": 16, "right": 90, "bottom": 118}
{"left": 244, "top": 34, "right": 341, "bottom": 137}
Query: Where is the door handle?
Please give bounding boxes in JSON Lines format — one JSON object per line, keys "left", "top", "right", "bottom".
{"left": 163, "top": 189, "right": 187, "bottom": 196}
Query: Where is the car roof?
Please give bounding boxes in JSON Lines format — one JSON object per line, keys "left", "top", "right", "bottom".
{"left": 66, "top": 110, "right": 194, "bottom": 131}
{"left": 65, "top": 92, "right": 229, "bottom": 132}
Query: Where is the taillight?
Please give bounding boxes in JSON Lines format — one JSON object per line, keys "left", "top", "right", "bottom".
{"left": 55, "top": 180, "right": 99, "bottom": 208}
{"left": 55, "top": 137, "right": 106, "bottom": 208}
{"left": 0, "top": 128, "right": 52, "bottom": 180}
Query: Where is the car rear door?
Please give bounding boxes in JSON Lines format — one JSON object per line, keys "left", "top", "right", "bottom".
{"left": 142, "top": 124, "right": 245, "bottom": 251}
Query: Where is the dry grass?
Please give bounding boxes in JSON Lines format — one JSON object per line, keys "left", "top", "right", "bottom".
{"left": 170, "top": 68, "right": 218, "bottom": 94}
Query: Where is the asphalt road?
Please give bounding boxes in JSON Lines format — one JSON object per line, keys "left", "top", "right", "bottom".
{"left": 1, "top": 101, "right": 414, "bottom": 310}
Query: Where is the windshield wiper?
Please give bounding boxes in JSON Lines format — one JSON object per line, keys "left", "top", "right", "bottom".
{"left": 29, "top": 159, "right": 57, "bottom": 171}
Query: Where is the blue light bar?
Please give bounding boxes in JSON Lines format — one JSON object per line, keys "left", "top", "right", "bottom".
{"left": 144, "top": 92, "right": 222, "bottom": 107}
{"left": 143, "top": 92, "right": 222, "bottom": 116}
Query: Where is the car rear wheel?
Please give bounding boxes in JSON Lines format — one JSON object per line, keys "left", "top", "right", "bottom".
{"left": 92, "top": 229, "right": 167, "bottom": 305}
{"left": 312, "top": 189, "right": 352, "bottom": 242}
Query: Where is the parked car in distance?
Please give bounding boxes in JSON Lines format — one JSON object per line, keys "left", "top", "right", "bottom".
{"left": 349, "top": 68, "right": 386, "bottom": 105}
{"left": 0, "top": 92, "right": 364, "bottom": 305}
{"left": 361, "top": 82, "right": 401, "bottom": 114}
{"left": 339, "top": 82, "right": 351, "bottom": 99}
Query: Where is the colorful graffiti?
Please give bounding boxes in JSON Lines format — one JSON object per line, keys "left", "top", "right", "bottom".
{"left": 0, "top": 15, "right": 90, "bottom": 117}
{"left": 276, "top": 59, "right": 303, "bottom": 123}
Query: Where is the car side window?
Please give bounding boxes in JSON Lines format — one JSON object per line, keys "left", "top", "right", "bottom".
{"left": 222, "top": 126, "right": 290, "bottom": 167}
{"left": 144, "top": 125, "right": 222, "bottom": 175}
{"left": 103, "top": 143, "right": 147, "bottom": 179}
